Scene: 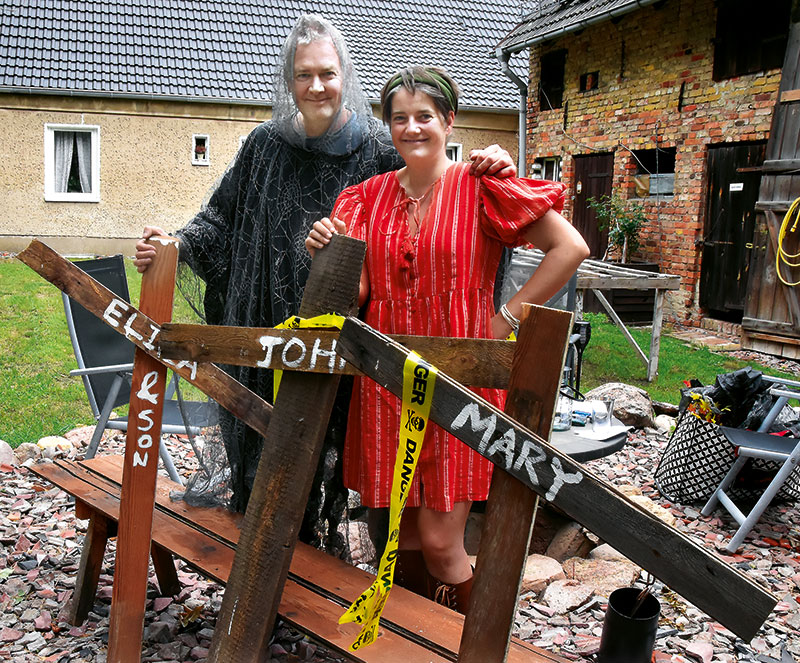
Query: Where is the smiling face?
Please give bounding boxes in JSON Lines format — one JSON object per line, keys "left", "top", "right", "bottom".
{"left": 388, "top": 87, "right": 454, "bottom": 167}
{"left": 292, "top": 38, "right": 344, "bottom": 136}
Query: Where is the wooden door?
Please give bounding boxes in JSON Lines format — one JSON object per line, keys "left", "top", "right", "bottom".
{"left": 700, "top": 142, "right": 766, "bottom": 319}
{"left": 572, "top": 153, "right": 614, "bottom": 258}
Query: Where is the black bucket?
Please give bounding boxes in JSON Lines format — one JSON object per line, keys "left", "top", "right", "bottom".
{"left": 597, "top": 587, "right": 660, "bottom": 663}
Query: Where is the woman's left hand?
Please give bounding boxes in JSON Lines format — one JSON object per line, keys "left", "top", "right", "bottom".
{"left": 468, "top": 144, "right": 516, "bottom": 179}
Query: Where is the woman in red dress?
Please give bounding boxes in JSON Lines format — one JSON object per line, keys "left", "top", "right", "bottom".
{"left": 306, "top": 66, "right": 589, "bottom": 611}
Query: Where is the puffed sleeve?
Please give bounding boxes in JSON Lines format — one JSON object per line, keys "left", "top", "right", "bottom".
{"left": 479, "top": 176, "right": 567, "bottom": 246}
{"left": 331, "top": 182, "right": 369, "bottom": 241}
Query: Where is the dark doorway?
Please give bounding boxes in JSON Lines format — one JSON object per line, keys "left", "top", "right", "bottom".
{"left": 700, "top": 142, "right": 766, "bottom": 321}
{"left": 572, "top": 153, "right": 614, "bottom": 258}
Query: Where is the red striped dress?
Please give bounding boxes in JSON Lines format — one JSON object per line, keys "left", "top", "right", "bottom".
{"left": 332, "top": 161, "right": 566, "bottom": 512}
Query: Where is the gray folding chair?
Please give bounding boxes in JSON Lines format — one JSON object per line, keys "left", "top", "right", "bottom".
{"left": 701, "top": 375, "right": 800, "bottom": 551}
{"left": 63, "top": 255, "right": 217, "bottom": 485}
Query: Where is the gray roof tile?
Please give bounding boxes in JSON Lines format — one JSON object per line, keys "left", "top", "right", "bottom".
{"left": 498, "top": 0, "right": 658, "bottom": 53}
{"left": 0, "top": 0, "right": 525, "bottom": 109}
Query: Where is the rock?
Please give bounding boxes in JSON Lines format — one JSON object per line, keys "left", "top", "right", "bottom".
{"left": 545, "top": 521, "right": 594, "bottom": 562}
{"left": 520, "top": 554, "right": 566, "bottom": 595}
{"left": 630, "top": 495, "right": 677, "bottom": 526}
{"left": 562, "top": 557, "right": 641, "bottom": 598}
{"left": 37, "top": 436, "right": 72, "bottom": 453}
{"left": 14, "top": 443, "right": 40, "bottom": 463}
{"left": 589, "top": 543, "right": 631, "bottom": 563}
{"left": 585, "top": 383, "right": 656, "bottom": 429}
{"left": 0, "top": 440, "right": 16, "bottom": 466}
{"left": 143, "top": 621, "right": 172, "bottom": 644}
{"left": 33, "top": 611, "right": 52, "bottom": 631}
{"left": 0, "top": 627, "right": 23, "bottom": 642}
{"left": 655, "top": 414, "right": 676, "bottom": 434}
{"left": 542, "top": 579, "right": 594, "bottom": 613}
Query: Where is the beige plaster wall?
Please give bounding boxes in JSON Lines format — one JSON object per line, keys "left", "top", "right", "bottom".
{"left": 0, "top": 94, "right": 517, "bottom": 255}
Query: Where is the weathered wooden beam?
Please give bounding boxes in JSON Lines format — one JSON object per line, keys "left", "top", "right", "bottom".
{"left": 460, "top": 305, "right": 572, "bottom": 663}
{"left": 336, "top": 317, "right": 777, "bottom": 642}
{"left": 207, "top": 234, "right": 365, "bottom": 662}
{"left": 16, "top": 240, "right": 273, "bottom": 439}
{"left": 108, "top": 236, "right": 178, "bottom": 662}
{"left": 158, "top": 324, "right": 514, "bottom": 388}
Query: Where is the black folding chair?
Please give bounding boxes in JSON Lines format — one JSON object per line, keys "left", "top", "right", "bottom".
{"left": 63, "top": 255, "right": 217, "bottom": 484}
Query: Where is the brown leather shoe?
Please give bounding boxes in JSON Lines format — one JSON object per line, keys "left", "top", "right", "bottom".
{"left": 431, "top": 573, "right": 474, "bottom": 614}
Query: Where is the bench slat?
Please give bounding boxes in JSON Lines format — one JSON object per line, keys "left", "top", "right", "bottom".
{"left": 31, "top": 458, "right": 564, "bottom": 663}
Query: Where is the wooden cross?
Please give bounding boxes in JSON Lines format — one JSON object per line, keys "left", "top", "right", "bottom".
{"left": 18, "top": 236, "right": 776, "bottom": 663}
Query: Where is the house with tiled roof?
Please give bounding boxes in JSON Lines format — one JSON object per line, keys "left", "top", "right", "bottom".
{"left": 497, "top": 0, "right": 797, "bottom": 353}
{"left": 0, "top": 0, "right": 526, "bottom": 254}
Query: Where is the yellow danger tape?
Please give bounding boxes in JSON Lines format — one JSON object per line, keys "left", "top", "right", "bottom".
{"left": 272, "top": 313, "right": 345, "bottom": 399}
{"left": 339, "top": 351, "right": 438, "bottom": 651}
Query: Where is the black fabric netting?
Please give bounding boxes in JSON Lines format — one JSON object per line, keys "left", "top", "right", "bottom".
{"left": 654, "top": 411, "right": 800, "bottom": 506}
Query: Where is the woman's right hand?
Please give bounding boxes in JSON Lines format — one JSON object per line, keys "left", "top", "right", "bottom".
{"left": 305, "top": 217, "right": 347, "bottom": 258}
{"left": 133, "top": 226, "right": 169, "bottom": 273}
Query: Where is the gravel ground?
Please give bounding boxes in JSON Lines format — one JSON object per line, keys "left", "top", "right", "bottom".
{"left": 1, "top": 422, "right": 799, "bottom": 663}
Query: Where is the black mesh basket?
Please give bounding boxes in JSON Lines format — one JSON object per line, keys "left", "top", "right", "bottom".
{"left": 654, "top": 412, "right": 800, "bottom": 505}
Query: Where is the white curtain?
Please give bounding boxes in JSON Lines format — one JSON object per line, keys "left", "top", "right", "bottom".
{"left": 75, "top": 132, "right": 92, "bottom": 193}
{"left": 53, "top": 131, "right": 74, "bottom": 193}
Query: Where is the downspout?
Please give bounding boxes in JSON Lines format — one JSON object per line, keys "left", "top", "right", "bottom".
{"left": 497, "top": 49, "right": 528, "bottom": 177}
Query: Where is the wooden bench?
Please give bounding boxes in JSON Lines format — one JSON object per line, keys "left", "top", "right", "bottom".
{"left": 31, "top": 455, "right": 565, "bottom": 663}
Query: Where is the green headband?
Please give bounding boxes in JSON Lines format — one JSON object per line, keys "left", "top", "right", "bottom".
{"left": 386, "top": 68, "right": 457, "bottom": 112}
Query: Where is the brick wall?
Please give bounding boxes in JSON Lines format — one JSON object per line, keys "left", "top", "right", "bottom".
{"left": 526, "top": 0, "right": 781, "bottom": 324}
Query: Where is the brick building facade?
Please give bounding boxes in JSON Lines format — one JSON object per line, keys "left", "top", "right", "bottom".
{"left": 518, "top": 0, "right": 787, "bottom": 325}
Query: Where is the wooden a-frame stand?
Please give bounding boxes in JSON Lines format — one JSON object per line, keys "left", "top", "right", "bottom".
{"left": 18, "top": 236, "right": 776, "bottom": 663}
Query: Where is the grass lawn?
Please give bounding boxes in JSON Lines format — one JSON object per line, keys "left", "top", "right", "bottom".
{"left": 577, "top": 313, "right": 798, "bottom": 404}
{"left": 1, "top": 255, "right": 797, "bottom": 447}
{"left": 0, "top": 255, "right": 200, "bottom": 447}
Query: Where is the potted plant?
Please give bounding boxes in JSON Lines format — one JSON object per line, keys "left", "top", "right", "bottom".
{"left": 586, "top": 194, "right": 647, "bottom": 264}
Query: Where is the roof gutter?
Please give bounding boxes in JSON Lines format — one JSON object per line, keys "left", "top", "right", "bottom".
{"left": 496, "top": 51, "right": 528, "bottom": 176}
{"left": 0, "top": 85, "right": 271, "bottom": 106}
{"left": 497, "top": 0, "right": 663, "bottom": 55}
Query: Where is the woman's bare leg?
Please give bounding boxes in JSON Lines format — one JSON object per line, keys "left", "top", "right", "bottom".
{"left": 416, "top": 502, "right": 472, "bottom": 585}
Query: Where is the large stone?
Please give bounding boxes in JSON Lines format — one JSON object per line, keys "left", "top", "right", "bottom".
{"left": 14, "top": 443, "right": 40, "bottom": 464}
{"left": 541, "top": 579, "right": 594, "bottom": 613}
{"left": 589, "top": 543, "right": 632, "bottom": 563}
{"left": 0, "top": 440, "right": 15, "bottom": 466}
{"left": 562, "top": 557, "right": 641, "bottom": 598}
{"left": 617, "top": 484, "right": 677, "bottom": 526}
{"left": 545, "top": 521, "right": 594, "bottom": 562}
{"left": 585, "top": 383, "right": 656, "bottom": 429}
{"left": 520, "top": 554, "right": 566, "bottom": 595}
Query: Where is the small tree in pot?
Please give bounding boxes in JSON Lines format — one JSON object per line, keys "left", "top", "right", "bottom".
{"left": 586, "top": 194, "right": 647, "bottom": 263}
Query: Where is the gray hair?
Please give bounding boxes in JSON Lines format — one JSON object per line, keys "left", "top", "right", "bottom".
{"left": 272, "top": 13, "right": 372, "bottom": 149}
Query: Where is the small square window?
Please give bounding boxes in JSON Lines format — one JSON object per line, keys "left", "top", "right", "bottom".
{"left": 579, "top": 71, "right": 599, "bottom": 92}
{"left": 631, "top": 147, "right": 676, "bottom": 197}
{"left": 44, "top": 124, "right": 100, "bottom": 202}
{"left": 532, "top": 156, "right": 562, "bottom": 181}
{"left": 446, "top": 143, "right": 463, "bottom": 162}
{"left": 193, "top": 134, "right": 209, "bottom": 165}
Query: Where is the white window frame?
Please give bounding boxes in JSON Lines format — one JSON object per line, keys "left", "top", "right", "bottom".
{"left": 532, "top": 156, "right": 562, "bottom": 181}
{"left": 44, "top": 124, "right": 101, "bottom": 202}
{"left": 193, "top": 134, "right": 210, "bottom": 166}
{"left": 446, "top": 142, "right": 463, "bottom": 162}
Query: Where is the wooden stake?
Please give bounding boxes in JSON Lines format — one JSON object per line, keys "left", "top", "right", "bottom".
{"left": 207, "top": 234, "right": 365, "bottom": 662}
{"left": 460, "top": 305, "right": 572, "bottom": 663}
{"left": 108, "top": 236, "right": 178, "bottom": 662}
